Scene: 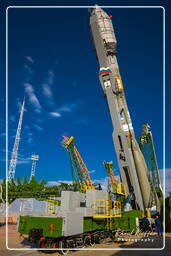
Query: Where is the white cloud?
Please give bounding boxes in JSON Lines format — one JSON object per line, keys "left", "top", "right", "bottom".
{"left": 42, "top": 83, "right": 55, "bottom": 107}
{"left": 92, "top": 177, "right": 109, "bottom": 191}
{"left": 46, "top": 181, "right": 61, "bottom": 186}
{"left": 33, "top": 123, "right": 43, "bottom": 131}
{"left": 25, "top": 56, "right": 34, "bottom": 64}
{"left": 24, "top": 83, "right": 33, "bottom": 93}
{"left": 57, "top": 103, "right": 79, "bottom": 113}
{"left": 57, "top": 106, "right": 72, "bottom": 113}
{"left": 17, "top": 159, "right": 31, "bottom": 164}
{"left": 46, "top": 180, "right": 73, "bottom": 187}
{"left": 24, "top": 83, "right": 42, "bottom": 113}
{"left": 49, "top": 112, "right": 61, "bottom": 118}
{"left": 47, "top": 70, "right": 55, "bottom": 85}
{"left": 24, "top": 64, "right": 34, "bottom": 75}
{"left": 41, "top": 70, "right": 56, "bottom": 108}
{"left": 16, "top": 98, "right": 21, "bottom": 111}
{"left": 46, "top": 177, "right": 109, "bottom": 191}
{"left": 159, "top": 168, "right": 171, "bottom": 197}
{"left": 42, "top": 83, "right": 53, "bottom": 98}
{"left": 1, "top": 155, "right": 31, "bottom": 164}
{"left": 56, "top": 100, "right": 85, "bottom": 115}
{"left": 89, "top": 170, "right": 96, "bottom": 174}
{"left": 16, "top": 98, "right": 27, "bottom": 113}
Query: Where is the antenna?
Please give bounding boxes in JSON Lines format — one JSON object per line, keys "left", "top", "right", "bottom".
{"left": 30, "top": 154, "right": 39, "bottom": 181}
{"left": 8, "top": 98, "right": 25, "bottom": 181}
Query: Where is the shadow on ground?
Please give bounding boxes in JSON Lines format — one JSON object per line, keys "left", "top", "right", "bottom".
{"left": 110, "top": 236, "right": 170, "bottom": 256}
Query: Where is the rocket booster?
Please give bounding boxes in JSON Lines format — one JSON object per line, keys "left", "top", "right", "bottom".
{"left": 90, "top": 6, "right": 156, "bottom": 211}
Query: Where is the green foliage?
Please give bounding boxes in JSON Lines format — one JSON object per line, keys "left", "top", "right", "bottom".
{"left": 17, "top": 177, "right": 21, "bottom": 185}
{"left": 1, "top": 178, "right": 73, "bottom": 204}
{"left": 2, "top": 178, "right": 6, "bottom": 186}
{"left": 1, "top": 178, "right": 6, "bottom": 203}
{"left": 23, "top": 176, "right": 28, "bottom": 185}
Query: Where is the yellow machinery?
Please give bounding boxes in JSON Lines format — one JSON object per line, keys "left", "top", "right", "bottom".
{"left": 93, "top": 193, "right": 122, "bottom": 231}
{"left": 46, "top": 196, "right": 59, "bottom": 214}
{"left": 93, "top": 198, "right": 121, "bottom": 218}
{"left": 104, "top": 161, "right": 126, "bottom": 196}
{"left": 117, "top": 182, "right": 126, "bottom": 196}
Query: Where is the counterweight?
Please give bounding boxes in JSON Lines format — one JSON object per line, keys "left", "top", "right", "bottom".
{"left": 90, "top": 6, "right": 158, "bottom": 211}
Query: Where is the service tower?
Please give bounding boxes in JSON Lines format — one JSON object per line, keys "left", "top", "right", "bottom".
{"left": 90, "top": 6, "right": 159, "bottom": 211}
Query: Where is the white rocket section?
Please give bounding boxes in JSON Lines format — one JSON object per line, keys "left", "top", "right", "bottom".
{"left": 90, "top": 6, "right": 155, "bottom": 211}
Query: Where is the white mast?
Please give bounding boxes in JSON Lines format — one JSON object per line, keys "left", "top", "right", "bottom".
{"left": 8, "top": 98, "right": 25, "bottom": 181}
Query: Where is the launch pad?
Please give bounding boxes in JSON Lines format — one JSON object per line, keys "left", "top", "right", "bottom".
{"left": 4, "top": 5, "right": 164, "bottom": 252}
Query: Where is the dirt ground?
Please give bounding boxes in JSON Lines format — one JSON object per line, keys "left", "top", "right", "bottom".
{"left": 0, "top": 224, "right": 170, "bottom": 256}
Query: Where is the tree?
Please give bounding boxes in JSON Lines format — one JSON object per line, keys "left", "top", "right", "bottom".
{"left": 2, "top": 178, "right": 6, "bottom": 186}
{"left": 17, "top": 177, "right": 21, "bottom": 185}
{"left": 40, "top": 179, "right": 47, "bottom": 187}
{"left": 1, "top": 178, "right": 6, "bottom": 202}
{"left": 29, "top": 176, "right": 39, "bottom": 191}
{"left": 23, "top": 176, "right": 28, "bottom": 185}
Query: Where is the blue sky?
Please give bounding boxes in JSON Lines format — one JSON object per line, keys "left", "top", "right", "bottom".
{"left": 0, "top": 1, "right": 169, "bottom": 188}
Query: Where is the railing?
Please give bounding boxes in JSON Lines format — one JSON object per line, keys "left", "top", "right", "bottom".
{"left": 45, "top": 196, "right": 59, "bottom": 214}
{"left": 93, "top": 199, "right": 121, "bottom": 218}
{"left": 116, "top": 182, "right": 126, "bottom": 196}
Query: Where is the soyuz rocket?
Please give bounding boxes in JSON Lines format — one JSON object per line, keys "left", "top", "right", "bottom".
{"left": 90, "top": 5, "right": 159, "bottom": 211}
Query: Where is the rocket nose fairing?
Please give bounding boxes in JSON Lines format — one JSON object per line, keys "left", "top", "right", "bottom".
{"left": 90, "top": 6, "right": 159, "bottom": 211}
{"left": 90, "top": 5, "right": 117, "bottom": 68}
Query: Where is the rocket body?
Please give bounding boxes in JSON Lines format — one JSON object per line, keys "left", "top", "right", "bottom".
{"left": 90, "top": 6, "right": 155, "bottom": 211}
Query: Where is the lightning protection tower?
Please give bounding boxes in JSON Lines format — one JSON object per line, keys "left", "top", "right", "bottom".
{"left": 30, "top": 154, "right": 39, "bottom": 181}
{"left": 8, "top": 98, "right": 25, "bottom": 181}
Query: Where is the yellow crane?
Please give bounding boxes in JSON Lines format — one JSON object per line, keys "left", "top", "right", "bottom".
{"left": 61, "top": 136, "right": 94, "bottom": 192}
{"left": 104, "top": 161, "right": 126, "bottom": 196}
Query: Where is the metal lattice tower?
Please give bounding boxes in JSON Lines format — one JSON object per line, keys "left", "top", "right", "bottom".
{"left": 104, "top": 161, "right": 126, "bottom": 196}
{"left": 61, "top": 136, "right": 94, "bottom": 190}
{"left": 139, "top": 123, "right": 162, "bottom": 193}
{"left": 104, "top": 161, "right": 117, "bottom": 188}
{"left": 30, "top": 155, "right": 39, "bottom": 181}
{"left": 8, "top": 98, "right": 25, "bottom": 181}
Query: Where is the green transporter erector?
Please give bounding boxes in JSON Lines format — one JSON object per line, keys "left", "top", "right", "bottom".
{"left": 18, "top": 190, "right": 143, "bottom": 249}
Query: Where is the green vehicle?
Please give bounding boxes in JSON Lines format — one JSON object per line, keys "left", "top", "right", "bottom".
{"left": 18, "top": 190, "right": 143, "bottom": 251}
